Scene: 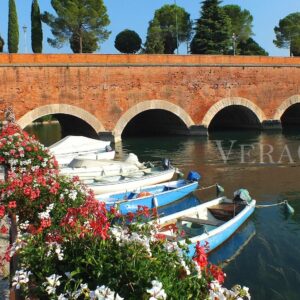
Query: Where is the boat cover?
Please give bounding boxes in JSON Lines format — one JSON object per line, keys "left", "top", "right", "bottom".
{"left": 49, "top": 136, "right": 110, "bottom": 155}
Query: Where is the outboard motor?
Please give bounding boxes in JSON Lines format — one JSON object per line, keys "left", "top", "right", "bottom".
{"left": 233, "top": 189, "right": 252, "bottom": 204}
{"left": 105, "top": 145, "right": 113, "bottom": 152}
{"left": 162, "top": 158, "right": 171, "bottom": 170}
{"left": 187, "top": 171, "right": 201, "bottom": 182}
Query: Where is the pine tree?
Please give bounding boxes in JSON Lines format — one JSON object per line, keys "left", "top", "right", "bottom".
{"left": 42, "top": 0, "right": 110, "bottom": 53}
{"left": 31, "top": 0, "right": 43, "bottom": 53}
{"left": 8, "top": 0, "right": 19, "bottom": 53}
{"left": 190, "top": 0, "right": 231, "bottom": 54}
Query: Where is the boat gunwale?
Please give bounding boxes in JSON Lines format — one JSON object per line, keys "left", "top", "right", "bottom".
{"left": 89, "top": 167, "right": 176, "bottom": 188}
{"left": 101, "top": 179, "right": 198, "bottom": 205}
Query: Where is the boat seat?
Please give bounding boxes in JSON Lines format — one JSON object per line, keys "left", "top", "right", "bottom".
{"left": 178, "top": 216, "right": 224, "bottom": 227}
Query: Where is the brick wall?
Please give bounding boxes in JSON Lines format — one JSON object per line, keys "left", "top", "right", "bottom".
{"left": 0, "top": 54, "right": 299, "bottom": 137}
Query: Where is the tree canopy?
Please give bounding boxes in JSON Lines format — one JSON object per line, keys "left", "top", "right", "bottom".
{"left": 238, "top": 38, "right": 268, "bottom": 56}
{"left": 145, "top": 4, "right": 192, "bottom": 54}
{"left": 31, "top": 0, "right": 43, "bottom": 53}
{"left": 8, "top": 0, "right": 19, "bottom": 53}
{"left": 115, "top": 29, "right": 142, "bottom": 54}
{"left": 274, "top": 12, "right": 300, "bottom": 56}
{"left": 69, "top": 31, "right": 98, "bottom": 53}
{"left": 190, "top": 0, "right": 231, "bottom": 54}
{"left": 42, "top": 0, "right": 110, "bottom": 53}
{"left": 223, "top": 5, "right": 253, "bottom": 43}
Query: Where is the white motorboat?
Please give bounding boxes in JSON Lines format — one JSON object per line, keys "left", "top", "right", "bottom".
{"left": 49, "top": 135, "right": 113, "bottom": 165}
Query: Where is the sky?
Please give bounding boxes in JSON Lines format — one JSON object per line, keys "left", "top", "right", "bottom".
{"left": 0, "top": 0, "right": 299, "bottom": 56}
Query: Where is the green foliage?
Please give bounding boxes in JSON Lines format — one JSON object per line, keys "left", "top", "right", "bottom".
{"left": 191, "top": 0, "right": 231, "bottom": 54}
{"left": 0, "top": 35, "right": 4, "bottom": 52}
{"left": 114, "top": 29, "right": 142, "bottom": 54}
{"left": 31, "top": 0, "right": 43, "bottom": 53}
{"left": 238, "top": 38, "right": 268, "bottom": 56}
{"left": 223, "top": 5, "right": 253, "bottom": 43}
{"left": 145, "top": 4, "right": 192, "bottom": 54}
{"left": 42, "top": 0, "right": 110, "bottom": 53}
{"left": 144, "top": 19, "right": 164, "bottom": 54}
{"left": 70, "top": 31, "right": 98, "bottom": 53}
{"left": 274, "top": 12, "right": 300, "bottom": 56}
{"left": 8, "top": 0, "right": 19, "bottom": 53}
{"left": 291, "top": 37, "right": 300, "bottom": 56}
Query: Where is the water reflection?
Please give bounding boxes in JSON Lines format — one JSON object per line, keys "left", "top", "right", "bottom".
{"left": 25, "top": 123, "right": 61, "bottom": 146}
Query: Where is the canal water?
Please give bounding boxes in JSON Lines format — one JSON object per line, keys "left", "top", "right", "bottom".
{"left": 26, "top": 124, "right": 300, "bottom": 300}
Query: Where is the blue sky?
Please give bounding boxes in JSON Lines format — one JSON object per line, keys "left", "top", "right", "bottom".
{"left": 0, "top": 0, "right": 299, "bottom": 56}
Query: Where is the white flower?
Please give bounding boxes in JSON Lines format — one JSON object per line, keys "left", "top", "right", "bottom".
{"left": 179, "top": 258, "right": 191, "bottom": 276}
{"left": 46, "top": 242, "right": 64, "bottom": 260}
{"left": 90, "top": 285, "right": 123, "bottom": 300}
{"left": 58, "top": 294, "right": 68, "bottom": 300}
{"left": 146, "top": 280, "right": 167, "bottom": 300}
{"left": 19, "top": 220, "right": 29, "bottom": 230}
{"left": 43, "top": 274, "right": 62, "bottom": 295}
{"left": 191, "top": 260, "right": 202, "bottom": 279}
{"left": 68, "top": 190, "right": 78, "bottom": 200}
{"left": 12, "top": 269, "right": 31, "bottom": 289}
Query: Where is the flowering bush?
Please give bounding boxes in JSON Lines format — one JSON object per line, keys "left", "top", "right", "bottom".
{"left": 0, "top": 123, "right": 250, "bottom": 299}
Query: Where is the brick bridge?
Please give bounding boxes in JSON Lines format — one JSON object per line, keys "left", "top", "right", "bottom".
{"left": 1, "top": 54, "right": 300, "bottom": 142}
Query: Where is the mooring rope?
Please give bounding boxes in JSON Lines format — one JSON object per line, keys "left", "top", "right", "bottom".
{"left": 256, "top": 201, "right": 286, "bottom": 208}
{"left": 256, "top": 200, "right": 294, "bottom": 214}
{"left": 194, "top": 184, "right": 218, "bottom": 192}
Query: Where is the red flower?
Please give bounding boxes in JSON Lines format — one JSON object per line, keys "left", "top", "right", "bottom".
{"left": 41, "top": 218, "right": 51, "bottom": 229}
{"left": 8, "top": 201, "right": 17, "bottom": 209}
{"left": 193, "top": 241, "right": 208, "bottom": 268}
{"left": 154, "top": 233, "right": 167, "bottom": 241}
{"left": 208, "top": 264, "right": 226, "bottom": 284}
{"left": 137, "top": 205, "right": 150, "bottom": 218}
{"left": 0, "top": 205, "right": 5, "bottom": 218}
{"left": 0, "top": 225, "right": 8, "bottom": 234}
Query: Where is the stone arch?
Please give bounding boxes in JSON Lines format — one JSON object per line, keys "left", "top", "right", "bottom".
{"left": 274, "top": 95, "right": 300, "bottom": 120}
{"left": 17, "top": 104, "right": 105, "bottom": 133}
{"left": 113, "top": 100, "right": 195, "bottom": 139}
{"left": 202, "top": 97, "right": 265, "bottom": 127}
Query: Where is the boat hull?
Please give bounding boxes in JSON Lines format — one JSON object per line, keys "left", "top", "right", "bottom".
{"left": 97, "top": 179, "right": 198, "bottom": 214}
{"left": 156, "top": 197, "right": 256, "bottom": 258}
{"left": 186, "top": 201, "right": 255, "bottom": 257}
{"left": 88, "top": 168, "right": 176, "bottom": 195}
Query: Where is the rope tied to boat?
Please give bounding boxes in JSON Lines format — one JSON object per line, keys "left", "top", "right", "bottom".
{"left": 194, "top": 183, "right": 225, "bottom": 197}
{"left": 256, "top": 200, "right": 294, "bottom": 214}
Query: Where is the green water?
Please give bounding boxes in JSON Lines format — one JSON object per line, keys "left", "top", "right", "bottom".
{"left": 25, "top": 124, "right": 300, "bottom": 299}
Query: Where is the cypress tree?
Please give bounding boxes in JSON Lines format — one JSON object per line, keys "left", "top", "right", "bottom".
{"left": 31, "top": 0, "right": 43, "bottom": 53}
{"left": 190, "top": 0, "right": 231, "bottom": 54}
{"left": 8, "top": 0, "right": 19, "bottom": 53}
{"left": 0, "top": 36, "right": 4, "bottom": 52}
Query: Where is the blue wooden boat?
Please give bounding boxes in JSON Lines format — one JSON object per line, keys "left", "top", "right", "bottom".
{"left": 95, "top": 171, "right": 201, "bottom": 214}
{"left": 156, "top": 195, "right": 256, "bottom": 257}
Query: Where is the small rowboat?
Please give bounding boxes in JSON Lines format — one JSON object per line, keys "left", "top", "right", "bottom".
{"left": 156, "top": 194, "right": 256, "bottom": 257}
{"left": 87, "top": 166, "right": 176, "bottom": 195}
{"left": 96, "top": 172, "right": 201, "bottom": 214}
